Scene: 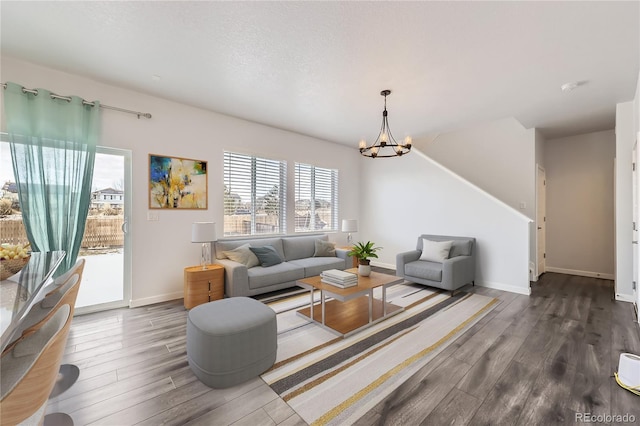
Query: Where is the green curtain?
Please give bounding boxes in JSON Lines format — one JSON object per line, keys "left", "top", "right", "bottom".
{"left": 4, "top": 82, "right": 100, "bottom": 275}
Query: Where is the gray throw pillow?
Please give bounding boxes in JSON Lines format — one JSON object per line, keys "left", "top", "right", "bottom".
{"left": 450, "top": 240, "right": 472, "bottom": 257}
{"left": 222, "top": 243, "right": 260, "bottom": 268}
{"left": 313, "top": 240, "right": 336, "bottom": 257}
{"left": 249, "top": 245, "right": 283, "bottom": 267}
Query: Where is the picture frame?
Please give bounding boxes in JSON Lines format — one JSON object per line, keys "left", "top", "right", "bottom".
{"left": 149, "top": 154, "right": 208, "bottom": 209}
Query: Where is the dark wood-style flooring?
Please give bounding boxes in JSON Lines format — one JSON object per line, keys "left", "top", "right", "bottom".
{"left": 47, "top": 271, "right": 640, "bottom": 425}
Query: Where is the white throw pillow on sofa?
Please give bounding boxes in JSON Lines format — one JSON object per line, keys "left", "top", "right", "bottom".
{"left": 419, "top": 239, "right": 453, "bottom": 263}
{"left": 223, "top": 243, "right": 260, "bottom": 268}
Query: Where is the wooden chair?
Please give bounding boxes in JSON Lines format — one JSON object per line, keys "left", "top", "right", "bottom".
{"left": 0, "top": 304, "right": 73, "bottom": 425}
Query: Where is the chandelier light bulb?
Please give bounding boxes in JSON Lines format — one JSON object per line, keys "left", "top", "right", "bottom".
{"left": 357, "top": 89, "right": 411, "bottom": 158}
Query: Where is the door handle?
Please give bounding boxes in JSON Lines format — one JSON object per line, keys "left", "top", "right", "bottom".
{"left": 122, "top": 220, "right": 129, "bottom": 234}
{"left": 537, "top": 227, "right": 542, "bottom": 230}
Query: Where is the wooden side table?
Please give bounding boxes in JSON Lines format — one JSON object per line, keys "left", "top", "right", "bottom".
{"left": 184, "top": 264, "right": 224, "bottom": 309}
{"left": 339, "top": 246, "right": 358, "bottom": 268}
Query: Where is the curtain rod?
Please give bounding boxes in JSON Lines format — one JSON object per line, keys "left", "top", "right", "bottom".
{"left": 2, "top": 83, "right": 152, "bottom": 119}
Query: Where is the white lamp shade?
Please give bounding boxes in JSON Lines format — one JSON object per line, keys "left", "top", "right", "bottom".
{"left": 192, "top": 222, "right": 217, "bottom": 243}
{"left": 341, "top": 219, "right": 358, "bottom": 233}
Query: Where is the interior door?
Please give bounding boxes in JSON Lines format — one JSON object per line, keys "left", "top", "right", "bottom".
{"left": 536, "top": 165, "right": 546, "bottom": 278}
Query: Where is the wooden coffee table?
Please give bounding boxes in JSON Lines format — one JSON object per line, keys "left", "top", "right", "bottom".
{"left": 296, "top": 268, "right": 404, "bottom": 337}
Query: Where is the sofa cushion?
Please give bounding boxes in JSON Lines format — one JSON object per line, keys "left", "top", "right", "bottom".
{"left": 405, "top": 260, "right": 443, "bottom": 282}
{"left": 419, "top": 239, "right": 453, "bottom": 263}
{"left": 313, "top": 240, "right": 336, "bottom": 257}
{"left": 288, "top": 257, "right": 346, "bottom": 277}
{"left": 282, "top": 235, "right": 328, "bottom": 261}
{"left": 222, "top": 244, "right": 260, "bottom": 268}
{"left": 249, "top": 246, "right": 283, "bottom": 267}
{"left": 248, "top": 262, "right": 305, "bottom": 289}
{"left": 450, "top": 239, "right": 472, "bottom": 257}
{"left": 216, "top": 238, "right": 285, "bottom": 260}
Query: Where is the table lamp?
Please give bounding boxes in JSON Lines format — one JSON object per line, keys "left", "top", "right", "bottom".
{"left": 341, "top": 219, "right": 358, "bottom": 244}
{"left": 192, "top": 222, "right": 216, "bottom": 270}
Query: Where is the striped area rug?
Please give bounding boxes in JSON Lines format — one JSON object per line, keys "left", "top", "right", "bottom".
{"left": 261, "top": 283, "right": 499, "bottom": 425}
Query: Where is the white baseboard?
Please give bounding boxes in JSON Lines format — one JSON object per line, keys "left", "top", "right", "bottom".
{"left": 545, "top": 267, "right": 614, "bottom": 280}
{"left": 371, "top": 261, "right": 531, "bottom": 295}
{"left": 477, "top": 280, "right": 531, "bottom": 296}
{"left": 615, "top": 293, "right": 636, "bottom": 303}
{"left": 130, "top": 291, "right": 183, "bottom": 308}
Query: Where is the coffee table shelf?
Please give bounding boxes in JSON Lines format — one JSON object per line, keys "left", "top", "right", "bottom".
{"left": 296, "top": 269, "right": 404, "bottom": 337}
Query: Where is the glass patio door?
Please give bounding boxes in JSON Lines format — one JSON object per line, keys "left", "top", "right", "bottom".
{"left": 74, "top": 147, "right": 132, "bottom": 313}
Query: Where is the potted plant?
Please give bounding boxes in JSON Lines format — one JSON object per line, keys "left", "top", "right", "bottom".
{"left": 347, "top": 241, "right": 381, "bottom": 277}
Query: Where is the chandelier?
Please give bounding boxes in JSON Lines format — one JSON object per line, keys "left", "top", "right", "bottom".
{"left": 358, "top": 90, "right": 412, "bottom": 158}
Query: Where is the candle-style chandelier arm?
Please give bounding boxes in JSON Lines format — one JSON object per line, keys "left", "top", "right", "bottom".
{"left": 358, "top": 90, "right": 412, "bottom": 158}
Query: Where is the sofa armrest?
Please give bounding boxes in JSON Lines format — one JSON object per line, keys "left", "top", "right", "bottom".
{"left": 396, "top": 250, "right": 421, "bottom": 277}
{"left": 214, "top": 259, "right": 249, "bottom": 298}
{"left": 442, "top": 255, "right": 475, "bottom": 288}
{"left": 335, "top": 248, "right": 352, "bottom": 270}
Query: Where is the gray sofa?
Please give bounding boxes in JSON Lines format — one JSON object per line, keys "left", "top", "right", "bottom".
{"left": 396, "top": 234, "right": 476, "bottom": 293}
{"left": 214, "top": 234, "right": 351, "bottom": 297}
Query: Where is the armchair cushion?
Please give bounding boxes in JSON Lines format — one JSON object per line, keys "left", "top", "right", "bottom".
{"left": 419, "top": 239, "right": 453, "bottom": 263}
{"left": 450, "top": 240, "right": 472, "bottom": 257}
{"left": 405, "top": 260, "right": 443, "bottom": 282}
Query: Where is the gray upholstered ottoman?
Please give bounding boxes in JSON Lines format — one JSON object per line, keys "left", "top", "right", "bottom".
{"left": 187, "top": 297, "right": 277, "bottom": 388}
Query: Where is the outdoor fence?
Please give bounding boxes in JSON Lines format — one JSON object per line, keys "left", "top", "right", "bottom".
{"left": 0, "top": 216, "right": 124, "bottom": 248}
{"left": 223, "top": 210, "right": 333, "bottom": 236}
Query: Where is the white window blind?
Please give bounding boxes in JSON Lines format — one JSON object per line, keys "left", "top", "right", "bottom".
{"left": 224, "top": 151, "right": 286, "bottom": 236}
{"left": 295, "top": 163, "right": 338, "bottom": 232}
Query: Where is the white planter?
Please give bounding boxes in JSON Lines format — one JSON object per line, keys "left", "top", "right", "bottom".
{"left": 358, "top": 264, "right": 371, "bottom": 277}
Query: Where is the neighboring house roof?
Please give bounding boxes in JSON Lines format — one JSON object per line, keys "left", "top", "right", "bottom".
{"left": 2, "top": 182, "right": 17, "bottom": 193}
{"left": 93, "top": 187, "right": 124, "bottom": 195}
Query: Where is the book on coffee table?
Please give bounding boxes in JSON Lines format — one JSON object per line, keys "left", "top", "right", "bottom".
{"left": 320, "top": 269, "right": 358, "bottom": 288}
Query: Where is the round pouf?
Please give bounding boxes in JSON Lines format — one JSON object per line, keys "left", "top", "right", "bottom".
{"left": 187, "top": 297, "right": 277, "bottom": 389}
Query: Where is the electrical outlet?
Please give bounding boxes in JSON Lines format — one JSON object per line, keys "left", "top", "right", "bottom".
{"left": 519, "top": 202, "right": 526, "bottom": 209}
{"left": 147, "top": 211, "right": 159, "bottom": 221}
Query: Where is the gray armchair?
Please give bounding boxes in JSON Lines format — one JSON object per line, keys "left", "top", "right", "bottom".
{"left": 396, "top": 234, "right": 476, "bottom": 294}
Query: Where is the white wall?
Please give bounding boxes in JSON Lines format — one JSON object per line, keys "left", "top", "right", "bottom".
{"left": 1, "top": 56, "right": 361, "bottom": 306}
{"left": 360, "top": 148, "right": 532, "bottom": 295}
{"left": 415, "top": 117, "right": 538, "bottom": 274}
{"left": 546, "top": 130, "right": 615, "bottom": 279}
{"left": 416, "top": 117, "right": 536, "bottom": 219}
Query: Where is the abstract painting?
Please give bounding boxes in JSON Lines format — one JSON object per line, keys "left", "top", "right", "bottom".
{"left": 149, "top": 154, "right": 208, "bottom": 209}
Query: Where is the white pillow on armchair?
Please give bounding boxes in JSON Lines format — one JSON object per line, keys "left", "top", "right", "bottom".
{"left": 419, "top": 239, "right": 453, "bottom": 263}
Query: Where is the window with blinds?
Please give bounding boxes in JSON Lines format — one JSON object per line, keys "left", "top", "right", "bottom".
{"left": 294, "top": 163, "right": 338, "bottom": 232}
{"left": 223, "top": 151, "right": 286, "bottom": 236}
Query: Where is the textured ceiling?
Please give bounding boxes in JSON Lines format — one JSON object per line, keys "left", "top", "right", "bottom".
{"left": 1, "top": 1, "right": 638, "bottom": 145}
